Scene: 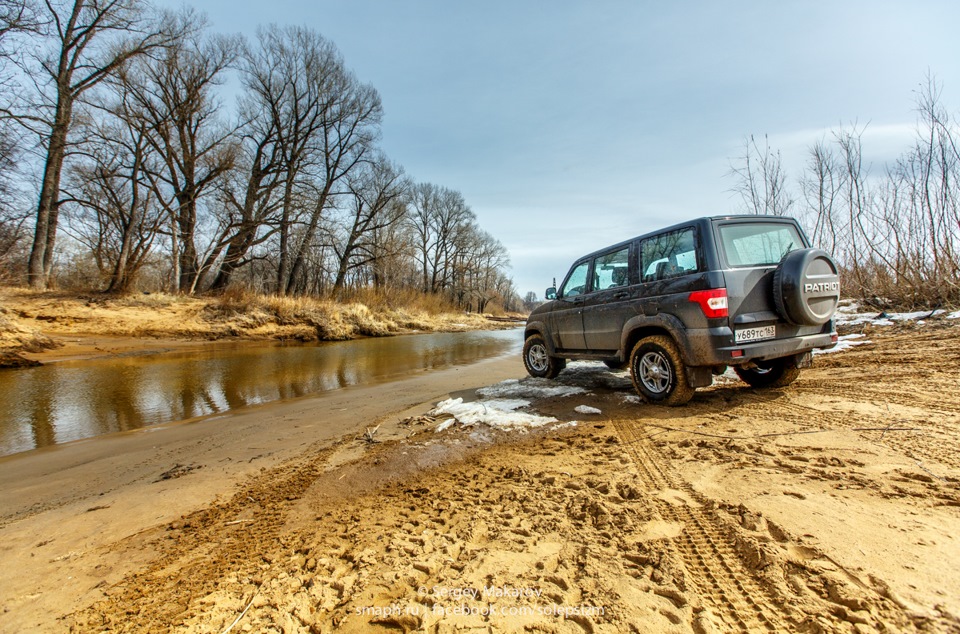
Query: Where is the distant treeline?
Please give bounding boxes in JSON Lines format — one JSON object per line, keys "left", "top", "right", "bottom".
{"left": 729, "top": 76, "right": 960, "bottom": 309}
{"left": 0, "top": 0, "right": 520, "bottom": 313}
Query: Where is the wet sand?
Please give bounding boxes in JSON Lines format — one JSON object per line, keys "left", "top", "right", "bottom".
{"left": 0, "top": 354, "right": 523, "bottom": 632}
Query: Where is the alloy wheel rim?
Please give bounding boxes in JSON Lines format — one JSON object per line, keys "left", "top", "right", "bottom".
{"left": 528, "top": 343, "right": 549, "bottom": 372}
{"left": 639, "top": 351, "right": 671, "bottom": 394}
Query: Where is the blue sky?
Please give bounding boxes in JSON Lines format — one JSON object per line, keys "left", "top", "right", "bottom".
{"left": 158, "top": 0, "right": 960, "bottom": 297}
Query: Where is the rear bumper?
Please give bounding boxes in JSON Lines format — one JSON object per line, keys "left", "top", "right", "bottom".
{"left": 683, "top": 327, "right": 837, "bottom": 366}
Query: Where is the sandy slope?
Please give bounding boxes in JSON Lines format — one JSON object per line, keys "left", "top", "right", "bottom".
{"left": 2, "top": 320, "right": 959, "bottom": 633}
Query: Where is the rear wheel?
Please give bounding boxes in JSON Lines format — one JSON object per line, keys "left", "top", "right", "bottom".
{"left": 629, "top": 335, "right": 694, "bottom": 406}
{"left": 734, "top": 358, "right": 801, "bottom": 388}
{"left": 523, "top": 334, "right": 566, "bottom": 379}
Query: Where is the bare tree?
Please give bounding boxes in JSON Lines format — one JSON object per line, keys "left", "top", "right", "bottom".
{"left": 330, "top": 154, "right": 408, "bottom": 291}
{"left": 800, "top": 139, "right": 845, "bottom": 255}
{"left": 409, "top": 182, "right": 476, "bottom": 294}
{"left": 220, "top": 26, "right": 382, "bottom": 296}
{"left": 275, "top": 29, "right": 382, "bottom": 295}
{"left": 15, "top": 0, "right": 175, "bottom": 289}
{"left": 112, "top": 10, "right": 238, "bottom": 293}
{"left": 0, "top": 0, "right": 42, "bottom": 269}
{"left": 208, "top": 25, "right": 327, "bottom": 292}
{"left": 456, "top": 226, "right": 510, "bottom": 312}
{"left": 729, "top": 134, "right": 794, "bottom": 216}
{"left": 63, "top": 104, "right": 161, "bottom": 292}
{"left": 365, "top": 203, "right": 416, "bottom": 290}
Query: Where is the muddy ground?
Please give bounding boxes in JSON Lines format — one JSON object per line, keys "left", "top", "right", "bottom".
{"left": 4, "top": 320, "right": 960, "bottom": 633}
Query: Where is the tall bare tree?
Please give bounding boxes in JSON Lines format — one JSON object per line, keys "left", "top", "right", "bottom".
{"left": 114, "top": 10, "right": 237, "bottom": 293}
{"left": 272, "top": 28, "right": 382, "bottom": 295}
{"left": 409, "top": 183, "right": 475, "bottom": 294}
{"left": 63, "top": 104, "right": 160, "bottom": 292}
{"left": 208, "top": 25, "right": 326, "bottom": 292}
{"left": 800, "top": 139, "right": 845, "bottom": 255}
{"left": 330, "top": 155, "right": 408, "bottom": 291}
{"left": 729, "top": 134, "right": 794, "bottom": 216}
{"left": 17, "top": 0, "right": 174, "bottom": 289}
{"left": 0, "top": 0, "right": 42, "bottom": 266}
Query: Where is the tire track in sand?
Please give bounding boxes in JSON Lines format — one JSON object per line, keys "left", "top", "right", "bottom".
{"left": 737, "top": 390, "right": 960, "bottom": 472}
{"left": 613, "top": 418, "right": 789, "bottom": 632}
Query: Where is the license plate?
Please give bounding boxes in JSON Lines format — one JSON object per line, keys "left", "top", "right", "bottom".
{"left": 735, "top": 325, "right": 776, "bottom": 343}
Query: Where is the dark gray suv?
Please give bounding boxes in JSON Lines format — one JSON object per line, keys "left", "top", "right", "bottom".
{"left": 523, "top": 215, "right": 840, "bottom": 405}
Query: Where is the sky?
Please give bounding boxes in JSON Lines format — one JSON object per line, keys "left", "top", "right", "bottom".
{"left": 155, "top": 0, "right": 960, "bottom": 298}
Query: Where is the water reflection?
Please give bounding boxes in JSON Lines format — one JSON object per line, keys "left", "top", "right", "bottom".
{"left": 0, "top": 329, "right": 521, "bottom": 456}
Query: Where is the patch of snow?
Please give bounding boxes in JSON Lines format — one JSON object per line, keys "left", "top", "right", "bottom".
{"left": 476, "top": 378, "right": 586, "bottom": 399}
{"left": 835, "top": 307, "right": 945, "bottom": 327}
{"left": 890, "top": 309, "right": 945, "bottom": 321}
{"left": 551, "top": 421, "right": 579, "bottom": 430}
{"left": 835, "top": 300, "right": 862, "bottom": 313}
{"left": 574, "top": 405, "right": 602, "bottom": 415}
{"left": 814, "top": 333, "right": 872, "bottom": 355}
{"left": 949, "top": 310, "right": 960, "bottom": 320}
{"left": 430, "top": 397, "right": 557, "bottom": 431}
{"left": 620, "top": 394, "right": 642, "bottom": 404}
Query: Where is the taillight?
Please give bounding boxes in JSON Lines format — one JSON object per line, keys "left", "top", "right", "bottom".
{"left": 689, "top": 288, "right": 729, "bottom": 318}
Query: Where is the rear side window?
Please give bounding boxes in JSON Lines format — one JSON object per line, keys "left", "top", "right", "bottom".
{"left": 595, "top": 247, "right": 630, "bottom": 290}
{"left": 640, "top": 228, "right": 699, "bottom": 282}
{"left": 719, "top": 223, "right": 804, "bottom": 267}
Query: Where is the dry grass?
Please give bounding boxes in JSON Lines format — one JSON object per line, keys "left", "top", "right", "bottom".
{"left": 0, "top": 287, "right": 504, "bottom": 354}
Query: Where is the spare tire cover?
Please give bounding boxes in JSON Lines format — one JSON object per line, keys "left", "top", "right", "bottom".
{"left": 773, "top": 248, "right": 840, "bottom": 326}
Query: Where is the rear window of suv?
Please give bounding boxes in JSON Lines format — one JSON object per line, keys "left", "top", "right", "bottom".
{"left": 718, "top": 222, "right": 804, "bottom": 267}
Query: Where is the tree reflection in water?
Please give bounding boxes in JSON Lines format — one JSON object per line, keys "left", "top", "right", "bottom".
{"left": 0, "top": 329, "right": 520, "bottom": 456}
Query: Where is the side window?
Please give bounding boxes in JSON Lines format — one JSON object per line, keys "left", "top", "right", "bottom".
{"left": 594, "top": 247, "right": 630, "bottom": 290}
{"left": 640, "top": 228, "right": 699, "bottom": 282}
{"left": 560, "top": 261, "right": 591, "bottom": 298}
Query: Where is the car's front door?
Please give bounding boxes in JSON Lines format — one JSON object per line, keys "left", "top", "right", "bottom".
{"left": 582, "top": 245, "right": 633, "bottom": 352}
{"left": 551, "top": 260, "right": 591, "bottom": 350}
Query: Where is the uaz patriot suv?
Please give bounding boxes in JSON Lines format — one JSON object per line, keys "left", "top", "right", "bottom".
{"left": 523, "top": 215, "right": 840, "bottom": 405}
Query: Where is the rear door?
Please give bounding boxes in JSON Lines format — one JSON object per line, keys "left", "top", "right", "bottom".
{"left": 637, "top": 226, "right": 704, "bottom": 324}
{"left": 713, "top": 219, "right": 808, "bottom": 340}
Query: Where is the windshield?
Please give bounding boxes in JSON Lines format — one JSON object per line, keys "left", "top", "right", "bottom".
{"left": 718, "top": 222, "right": 804, "bottom": 267}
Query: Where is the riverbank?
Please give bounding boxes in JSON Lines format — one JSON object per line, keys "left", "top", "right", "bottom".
{"left": 0, "top": 353, "right": 527, "bottom": 632}
{"left": 0, "top": 287, "right": 521, "bottom": 366}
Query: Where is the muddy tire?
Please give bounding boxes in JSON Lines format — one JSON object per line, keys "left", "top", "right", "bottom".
{"left": 629, "top": 335, "right": 694, "bottom": 406}
{"left": 523, "top": 334, "right": 566, "bottom": 379}
{"left": 734, "top": 358, "right": 801, "bottom": 388}
{"left": 773, "top": 248, "right": 841, "bottom": 326}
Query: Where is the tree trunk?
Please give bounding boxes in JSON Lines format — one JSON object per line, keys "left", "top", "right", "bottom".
{"left": 28, "top": 96, "right": 73, "bottom": 289}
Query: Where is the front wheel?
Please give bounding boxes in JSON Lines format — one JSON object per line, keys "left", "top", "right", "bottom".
{"left": 523, "top": 334, "right": 566, "bottom": 379}
{"left": 629, "top": 335, "right": 693, "bottom": 406}
{"left": 734, "top": 358, "right": 801, "bottom": 388}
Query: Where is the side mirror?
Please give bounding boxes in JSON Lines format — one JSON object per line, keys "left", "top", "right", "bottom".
{"left": 545, "top": 287, "right": 557, "bottom": 300}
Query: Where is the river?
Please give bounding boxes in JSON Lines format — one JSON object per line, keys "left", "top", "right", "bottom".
{"left": 0, "top": 329, "right": 522, "bottom": 457}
